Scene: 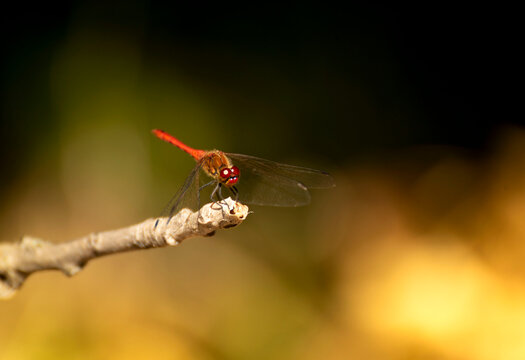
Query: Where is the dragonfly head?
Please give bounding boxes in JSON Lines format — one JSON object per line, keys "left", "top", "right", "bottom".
{"left": 219, "top": 166, "right": 240, "bottom": 186}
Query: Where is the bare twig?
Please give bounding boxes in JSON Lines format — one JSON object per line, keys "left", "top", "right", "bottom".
{"left": 0, "top": 198, "right": 249, "bottom": 299}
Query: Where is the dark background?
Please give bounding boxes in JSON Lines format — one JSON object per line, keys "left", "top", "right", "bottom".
{"left": 1, "top": 3, "right": 517, "bottom": 191}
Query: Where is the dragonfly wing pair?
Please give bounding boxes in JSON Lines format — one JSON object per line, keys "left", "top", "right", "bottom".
{"left": 160, "top": 163, "right": 201, "bottom": 222}
{"left": 227, "top": 153, "right": 335, "bottom": 207}
{"left": 160, "top": 152, "right": 335, "bottom": 221}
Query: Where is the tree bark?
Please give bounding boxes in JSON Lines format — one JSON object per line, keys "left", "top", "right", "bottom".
{"left": 0, "top": 198, "right": 249, "bottom": 299}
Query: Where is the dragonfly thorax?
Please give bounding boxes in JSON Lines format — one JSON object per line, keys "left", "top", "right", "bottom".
{"left": 201, "top": 150, "right": 240, "bottom": 187}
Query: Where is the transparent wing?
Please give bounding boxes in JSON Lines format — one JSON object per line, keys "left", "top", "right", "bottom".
{"left": 159, "top": 163, "right": 201, "bottom": 223}
{"left": 227, "top": 153, "right": 335, "bottom": 207}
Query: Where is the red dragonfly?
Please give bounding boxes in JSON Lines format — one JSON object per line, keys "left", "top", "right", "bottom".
{"left": 152, "top": 129, "right": 334, "bottom": 222}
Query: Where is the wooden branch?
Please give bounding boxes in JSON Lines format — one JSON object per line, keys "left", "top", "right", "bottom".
{"left": 0, "top": 198, "right": 249, "bottom": 299}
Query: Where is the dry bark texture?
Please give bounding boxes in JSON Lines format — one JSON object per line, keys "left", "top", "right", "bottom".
{"left": 0, "top": 198, "right": 249, "bottom": 299}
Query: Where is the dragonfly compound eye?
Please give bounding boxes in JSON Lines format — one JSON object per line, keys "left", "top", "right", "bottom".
{"left": 230, "top": 166, "right": 240, "bottom": 177}
{"left": 220, "top": 168, "right": 230, "bottom": 179}
{"left": 227, "top": 175, "right": 239, "bottom": 186}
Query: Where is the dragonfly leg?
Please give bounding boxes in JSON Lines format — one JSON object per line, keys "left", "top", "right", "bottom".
{"left": 219, "top": 184, "right": 225, "bottom": 200}
{"left": 210, "top": 183, "right": 224, "bottom": 210}
{"left": 199, "top": 180, "right": 215, "bottom": 210}
{"left": 200, "top": 180, "right": 215, "bottom": 191}
{"left": 210, "top": 183, "right": 220, "bottom": 202}
{"left": 226, "top": 186, "right": 239, "bottom": 202}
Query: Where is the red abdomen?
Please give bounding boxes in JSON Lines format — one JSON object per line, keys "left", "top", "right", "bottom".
{"left": 152, "top": 129, "right": 205, "bottom": 161}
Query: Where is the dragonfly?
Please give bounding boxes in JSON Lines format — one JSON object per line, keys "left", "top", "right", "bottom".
{"left": 152, "top": 129, "right": 335, "bottom": 223}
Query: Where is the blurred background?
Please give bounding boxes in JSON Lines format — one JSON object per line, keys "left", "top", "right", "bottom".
{"left": 0, "top": 3, "right": 521, "bottom": 360}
